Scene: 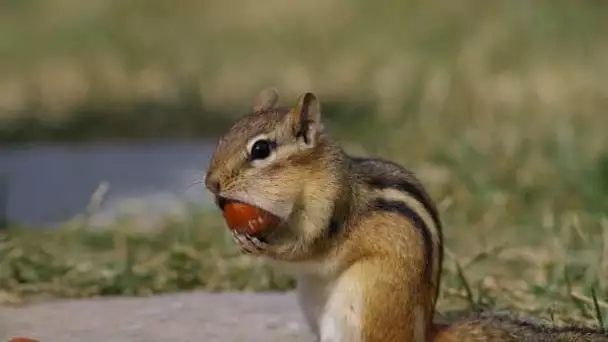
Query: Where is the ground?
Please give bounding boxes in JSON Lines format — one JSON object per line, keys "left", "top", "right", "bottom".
{"left": 0, "top": 291, "right": 313, "bottom": 342}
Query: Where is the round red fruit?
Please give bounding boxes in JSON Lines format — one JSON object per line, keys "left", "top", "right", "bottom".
{"left": 222, "top": 201, "right": 279, "bottom": 235}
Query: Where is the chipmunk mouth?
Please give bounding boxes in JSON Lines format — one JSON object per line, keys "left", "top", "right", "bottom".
{"left": 215, "top": 195, "right": 284, "bottom": 254}
{"left": 230, "top": 229, "right": 269, "bottom": 254}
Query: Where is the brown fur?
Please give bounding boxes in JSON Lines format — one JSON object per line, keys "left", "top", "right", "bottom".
{"left": 433, "top": 310, "right": 608, "bottom": 341}
{"left": 205, "top": 88, "right": 608, "bottom": 342}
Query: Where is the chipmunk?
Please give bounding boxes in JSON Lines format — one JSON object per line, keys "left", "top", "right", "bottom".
{"left": 204, "top": 88, "right": 608, "bottom": 342}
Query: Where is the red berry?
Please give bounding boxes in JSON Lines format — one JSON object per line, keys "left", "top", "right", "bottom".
{"left": 222, "top": 201, "right": 280, "bottom": 235}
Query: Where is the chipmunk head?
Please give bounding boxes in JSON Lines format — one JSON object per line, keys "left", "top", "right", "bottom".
{"left": 205, "top": 88, "right": 347, "bottom": 261}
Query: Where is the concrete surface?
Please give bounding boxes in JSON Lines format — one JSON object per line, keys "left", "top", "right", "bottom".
{"left": 0, "top": 291, "right": 314, "bottom": 342}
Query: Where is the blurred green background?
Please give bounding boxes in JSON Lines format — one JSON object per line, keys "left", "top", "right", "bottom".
{"left": 1, "top": 0, "right": 608, "bottom": 326}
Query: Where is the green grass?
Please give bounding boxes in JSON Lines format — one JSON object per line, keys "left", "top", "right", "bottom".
{"left": 1, "top": 0, "right": 608, "bottom": 329}
{"left": 0, "top": 212, "right": 294, "bottom": 301}
{"left": 1, "top": 204, "right": 607, "bottom": 327}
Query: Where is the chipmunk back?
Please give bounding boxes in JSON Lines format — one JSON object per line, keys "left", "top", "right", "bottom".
{"left": 204, "top": 88, "right": 608, "bottom": 342}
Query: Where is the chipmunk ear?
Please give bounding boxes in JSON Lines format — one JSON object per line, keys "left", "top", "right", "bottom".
{"left": 253, "top": 87, "right": 279, "bottom": 113}
{"left": 290, "top": 92, "right": 322, "bottom": 148}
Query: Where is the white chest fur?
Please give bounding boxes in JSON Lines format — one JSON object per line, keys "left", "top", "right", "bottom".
{"left": 294, "top": 270, "right": 363, "bottom": 342}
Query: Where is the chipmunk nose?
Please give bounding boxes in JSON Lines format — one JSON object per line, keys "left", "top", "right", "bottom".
{"left": 207, "top": 181, "right": 220, "bottom": 195}
{"left": 204, "top": 173, "right": 221, "bottom": 195}
{"left": 204, "top": 171, "right": 228, "bottom": 211}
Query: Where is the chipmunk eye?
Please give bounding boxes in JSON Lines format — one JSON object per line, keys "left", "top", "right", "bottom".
{"left": 249, "top": 139, "right": 274, "bottom": 160}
